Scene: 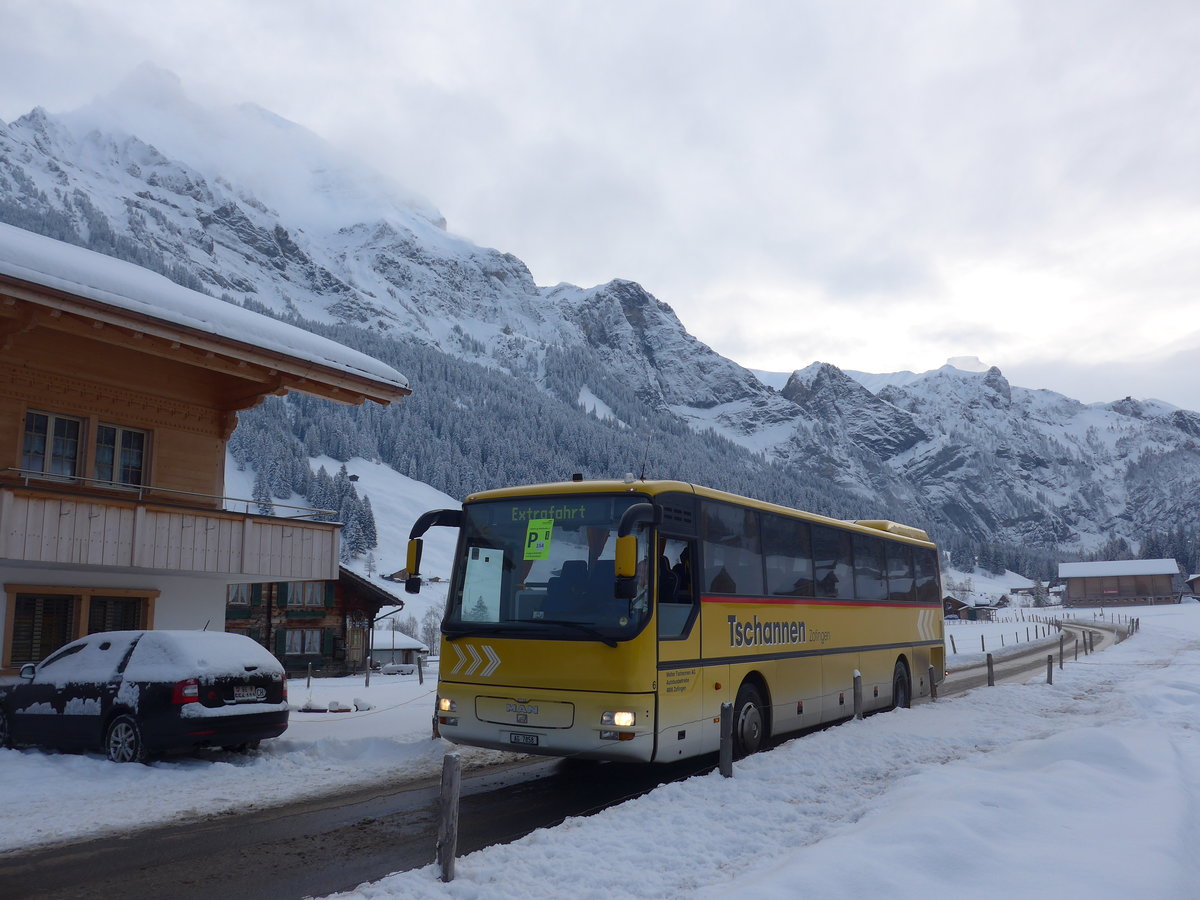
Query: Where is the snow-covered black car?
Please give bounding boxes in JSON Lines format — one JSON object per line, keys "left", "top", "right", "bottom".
{"left": 0, "top": 630, "right": 288, "bottom": 762}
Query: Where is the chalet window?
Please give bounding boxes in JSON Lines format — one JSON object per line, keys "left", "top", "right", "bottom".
{"left": 5, "top": 586, "right": 158, "bottom": 668}
{"left": 228, "top": 584, "right": 251, "bottom": 606}
{"left": 297, "top": 582, "right": 324, "bottom": 607}
{"left": 286, "top": 628, "right": 322, "bottom": 654}
{"left": 87, "top": 596, "right": 144, "bottom": 633}
{"left": 22, "top": 412, "right": 84, "bottom": 478}
{"left": 94, "top": 424, "right": 147, "bottom": 486}
{"left": 10, "top": 593, "right": 76, "bottom": 665}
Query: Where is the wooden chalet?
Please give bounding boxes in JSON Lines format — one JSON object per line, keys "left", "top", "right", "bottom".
{"left": 0, "top": 223, "right": 410, "bottom": 673}
{"left": 1058, "top": 559, "right": 1183, "bottom": 607}
{"left": 226, "top": 566, "right": 405, "bottom": 675}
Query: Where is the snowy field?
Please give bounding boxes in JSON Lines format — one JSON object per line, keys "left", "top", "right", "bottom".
{"left": 0, "top": 603, "right": 1194, "bottom": 900}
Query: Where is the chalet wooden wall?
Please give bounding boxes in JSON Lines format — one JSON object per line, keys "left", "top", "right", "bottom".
{"left": 0, "top": 331, "right": 232, "bottom": 502}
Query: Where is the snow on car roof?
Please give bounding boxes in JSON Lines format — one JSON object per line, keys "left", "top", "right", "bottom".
{"left": 122, "top": 631, "right": 284, "bottom": 681}
{"left": 0, "top": 222, "right": 408, "bottom": 391}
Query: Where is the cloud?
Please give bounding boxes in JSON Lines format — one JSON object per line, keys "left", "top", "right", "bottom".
{"left": 3, "top": 0, "right": 1200, "bottom": 411}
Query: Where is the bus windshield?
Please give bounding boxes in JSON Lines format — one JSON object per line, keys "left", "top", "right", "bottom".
{"left": 445, "top": 494, "right": 652, "bottom": 642}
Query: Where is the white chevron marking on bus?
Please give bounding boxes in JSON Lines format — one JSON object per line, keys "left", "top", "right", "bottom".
{"left": 464, "top": 644, "right": 483, "bottom": 675}
{"left": 448, "top": 643, "right": 466, "bottom": 674}
{"left": 481, "top": 645, "right": 501, "bottom": 676}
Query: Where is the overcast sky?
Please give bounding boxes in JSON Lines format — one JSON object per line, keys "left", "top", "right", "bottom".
{"left": 4, "top": 1, "right": 1200, "bottom": 409}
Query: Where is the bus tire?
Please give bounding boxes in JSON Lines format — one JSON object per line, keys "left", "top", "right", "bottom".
{"left": 891, "top": 660, "right": 911, "bottom": 710}
{"left": 732, "top": 682, "right": 766, "bottom": 758}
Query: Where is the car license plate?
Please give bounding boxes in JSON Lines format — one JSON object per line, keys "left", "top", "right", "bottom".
{"left": 234, "top": 685, "right": 264, "bottom": 702}
{"left": 509, "top": 732, "right": 539, "bottom": 746}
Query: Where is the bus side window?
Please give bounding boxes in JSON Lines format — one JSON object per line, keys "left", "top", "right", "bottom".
{"left": 812, "top": 524, "right": 853, "bottom": 600}
{"left": 701, "top": 503, "right": 763, "bottom": 595}
{"left": 660, "top": 538, "right": 697, "bottom": 639}
{"left": 763, "top": 513, "right": 813, "bottom": 597}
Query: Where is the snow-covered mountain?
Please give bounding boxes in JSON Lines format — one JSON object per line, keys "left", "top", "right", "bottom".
{"left": 3, "top": 65, "right": 1199, "bottom": 561}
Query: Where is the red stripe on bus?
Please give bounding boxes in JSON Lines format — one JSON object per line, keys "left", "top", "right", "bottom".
{"left": 700, "top": 594, "right": 942, "bottom": 609}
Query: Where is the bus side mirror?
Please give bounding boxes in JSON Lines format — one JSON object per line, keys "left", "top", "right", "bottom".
{"left": 614, "top": 535, "right": 637, "bottom": 578}
{"left": 614, "top": 535, "right": 638, "bottom": 599}
{"left": 404, "top": 539, "right": 423, "bottom": 594}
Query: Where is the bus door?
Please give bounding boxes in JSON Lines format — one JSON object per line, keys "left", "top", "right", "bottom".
{"left": 654, "top": 536, "right": 706, "bottom": 761}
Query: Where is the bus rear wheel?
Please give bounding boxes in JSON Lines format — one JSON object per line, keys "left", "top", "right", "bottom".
{"left": 891, "top": 661, "right": 911, "bottom": 710}
{"left": 732, "top": 682, "right": 766, "bottom": 758}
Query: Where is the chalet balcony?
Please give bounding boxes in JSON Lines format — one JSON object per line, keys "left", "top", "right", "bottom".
{"left": 0, "top": 474, "right": 339, "bottom": 581}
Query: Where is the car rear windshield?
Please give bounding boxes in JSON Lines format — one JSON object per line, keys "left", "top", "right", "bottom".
{"left": 123, "top": 632, "right": 284, "bottom": 682}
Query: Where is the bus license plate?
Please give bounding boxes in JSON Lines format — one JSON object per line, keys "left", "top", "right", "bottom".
{"left": 509, "top": 732, "right": 539, "bottom": 746}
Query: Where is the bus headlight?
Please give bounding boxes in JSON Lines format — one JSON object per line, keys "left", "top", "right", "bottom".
{"left": 438, "top": 697, "right": 457, "bottom": 713}
{"left": 601, "top": 711, "right": 635, "bottom": 727}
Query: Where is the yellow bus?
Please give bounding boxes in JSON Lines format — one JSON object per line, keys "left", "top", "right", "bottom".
{"left": 406, "top": 477, "right": 943, "bottom": 763}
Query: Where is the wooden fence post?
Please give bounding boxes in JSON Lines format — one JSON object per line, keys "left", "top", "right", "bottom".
{"left": 418, "top": 656, "right": 424, "bottom": 685}
{"left": 950, "top": 633, "right": 957, "bottom": 655}
{"left": 1059, "top": 635, "right": 1064, "bottom": 669}
{"left": 986, "top": 653, "right": 995, "bottom": 687}
{"left": 437, "top": 753, "right": 462, "bottom": 882}
{"left": 719, "top": 701, "right": 733, "bottom": 778}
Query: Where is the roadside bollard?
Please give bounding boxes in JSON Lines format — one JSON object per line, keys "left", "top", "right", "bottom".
{"left": 719, "top": 702, "right": 733, "bottom": 778}
{"left": 986, "top": 653, "right": 995, "bottom": 687}
{"left": 437, "top": 753, "right": 462, "bottom": 882}
{"left": 928, "top": 665, "right": 937, "bottom": 701}
{"left": 1046, "top": 655, "right": 1053, "bottom": 685}
{"left": 853, "top": 670, "right": 863, "bottom": 720}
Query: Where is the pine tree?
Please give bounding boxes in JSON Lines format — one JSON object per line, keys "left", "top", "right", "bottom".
{"left": 252, "top": 470, "right": 274, "bottom": 516}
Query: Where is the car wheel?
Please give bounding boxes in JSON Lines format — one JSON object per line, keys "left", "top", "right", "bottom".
{"left": 0, "top": 708, "right": 11, "bottom": 749}
{"left": 732, "top": 682, "right": 766, "bottom": 758}
{"left": 892, "top": 660, "right": 911, "bottom": 710}
{"left": 105, "top": 714, "right": 146, "bottom": 763}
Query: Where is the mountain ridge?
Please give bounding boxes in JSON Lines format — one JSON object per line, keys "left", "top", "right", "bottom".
{"left": 2, "top": 69, "right": 1198, "bottom": 569}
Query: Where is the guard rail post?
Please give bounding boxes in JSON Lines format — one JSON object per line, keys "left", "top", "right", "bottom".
{"left": 437, "top": 753, "right": 462, "bottom": 882}
{"left": 719, "top": 702, "right": 733, "bottom": 778}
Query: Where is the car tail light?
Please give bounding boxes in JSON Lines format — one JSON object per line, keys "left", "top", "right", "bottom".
{"left": 281, "top": 674, "right": 288, "bottom": 701}
{"left": 172, "top": 677, "right": 200, "bottom": 705}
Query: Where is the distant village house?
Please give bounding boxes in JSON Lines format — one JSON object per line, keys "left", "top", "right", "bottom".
{"left": 1058, "top": 559, "right": 1183, "bottom": 607}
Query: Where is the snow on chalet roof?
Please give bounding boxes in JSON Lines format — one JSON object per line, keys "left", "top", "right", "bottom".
{"left": 1058, "top": 559, "right": 1181, "bottom": 579}
{"left": 0, "top": 222, "right": 408, "bottom": 392}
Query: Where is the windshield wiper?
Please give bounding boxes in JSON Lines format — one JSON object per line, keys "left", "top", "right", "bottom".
{"left": 532, "top": 619, "right": 619, "bottom": 648}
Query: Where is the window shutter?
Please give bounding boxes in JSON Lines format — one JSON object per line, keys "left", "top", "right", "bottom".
{"left": 324, "top": 581, "right": 336, "bottom": 609}
{"left": 249, "top": 627, "right": 262, "bottom": 643}
{"left": 250, "top": 583, "right": 263, "bottom": 607}
{"left": 277, "top": 583, "right": 289, "bottom": 607}
{"left": 274, "top": 629, "right": 286, "bottom": 656}
{"left": 322, "top": 628, "right": 334, "bottom": 656}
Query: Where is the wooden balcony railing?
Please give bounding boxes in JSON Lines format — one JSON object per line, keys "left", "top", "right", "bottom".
{"left": 0, "top": 483, "right": 340, "bottom": 581}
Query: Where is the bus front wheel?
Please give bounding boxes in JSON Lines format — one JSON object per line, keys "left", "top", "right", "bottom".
{"left": 891, "top": 661, "right": 911, "bottom": 710}
{"left": 732, "top": 682, "right": 766, "bottom": 758}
